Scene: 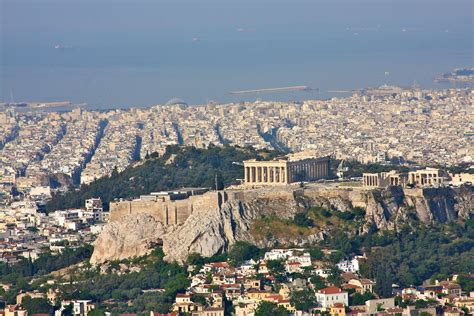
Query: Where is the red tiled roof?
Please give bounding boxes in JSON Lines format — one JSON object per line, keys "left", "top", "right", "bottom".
{"left": 287, "top": 262, "right": 301, "bottom": 266}
{"left": 359, "top": 278, "right": 375, "bottom": 284}
{"left": 212, "top": 262, "right": 229, "bottom": 268}
{"left": 176, "top": 293, "right": 191, "bottom": 298}
{"left": 319, "top": 286, "right": 344, "bottom": 294}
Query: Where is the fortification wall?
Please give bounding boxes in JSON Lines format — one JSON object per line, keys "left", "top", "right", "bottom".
{"left": 110, "top": 191, "right": 222, "bottom": 225}
{"left": 302, "top": 186, "right": 368, "bottom": 208}
{"left": 225, "top": 187, "right": 296, "bottom": 203}
{"left": 111, "top": 185, "right": 464, "bottom": 227}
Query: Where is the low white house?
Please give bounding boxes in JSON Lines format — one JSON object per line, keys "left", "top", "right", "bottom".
{"left": 314, "top": 268, "right": 332, "bottom": 278}
{"left": 55, "top": 300, "right": 95, "bottom": 316}
{"left": 336, "top": 257, "right": 362, "bottom": 273}
{"left": 264, "top": 249, "right": 303, "bottom": 261}
{"left": 315, "top": 287, "right": 349, "bottom": 308}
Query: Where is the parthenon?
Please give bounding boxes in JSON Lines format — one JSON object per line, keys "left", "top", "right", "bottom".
{"left": 243, "top": 153, "right": 330, "bottom": 185}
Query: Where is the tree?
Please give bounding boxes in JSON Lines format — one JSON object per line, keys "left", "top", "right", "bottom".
{"left": 327, "top": 267, "right": 342, "bottom": 287}
{"left": 328, "top": 251, "right": 343, "bottom": 264}
{"left": 457, "top": 273, "right": 474, "bottom": 291}
{"left": 308, "top": 247, "right": 325, "bottom": 260}
{"left": 88, "top": 309, "right": 106, "bottom": 316}
{"left": 414, "top": 299, "right": 428, "bottom": 309}
{"left": 330, "top": 232, "right": 352, "bottom": 256}
{"left": 266, "top": 260, "right": 285, "bottom": 274}
{"left": 375, "top": 265, "right": 393, "bottom": 298}
{"left": 293, "top": 213, "right": 314, "bottom": 227}
{"left": 191, "top": 294, "right": 208, "bottom": 307}
{"left": 187, "top": 253, "right": 205, "bottom": 266}
{"left": 290, "top": 290, "right": 317, "bottom": 311}
{"left": 61, "top": 303, "right": 73, "bottom": 316}
{"left": 228, "top": 241, "right": 261, "bottom": 266}
{"left": 351, "top": 292, "right": 375, "bottom": 306}
{"left": 254, "top": 301, "right": 290, "bottom": 316}
{"left": 310, "top": 275, "right": 326, "bottom": 290}
{"left": 21, "top": 296, "right": 54, "bottom": 314}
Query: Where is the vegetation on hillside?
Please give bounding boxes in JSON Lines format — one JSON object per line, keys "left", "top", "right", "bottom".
{"left": 0, "top": 245, "right": 93, "bottom": 304}
{"left": 249, "top": 206, "right": 367, "bottom": 243}
{"left": 1, "top": 218, "right": 472, "bottom": 313}
{"left": 46, "top": 145, "right": 282, "bottom": 212}
{"left": 250, "top": 204, "right": 474, "bottom": 296}
{"left": 56, "top": 248, "right": 189, "bottom": 313}
{"left": 358, "top": 220, "right": 474, "bottom": 296}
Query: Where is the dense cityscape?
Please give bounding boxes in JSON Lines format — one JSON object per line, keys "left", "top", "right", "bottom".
{"left": 0, "top": 83, "right": 473, "bottom": 315}
{"left": 1, "top": 86, "right": 472, "bottom": 189}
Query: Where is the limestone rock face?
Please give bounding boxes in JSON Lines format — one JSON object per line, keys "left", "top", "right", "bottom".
{"left": 91, "top": 186, "right": 473, "bottom": 264}
{"left": 90, "top": 213, "right": 165, "bottom": 265}
{"left": 162, "top": 201, "right": 254, "bottom": 262}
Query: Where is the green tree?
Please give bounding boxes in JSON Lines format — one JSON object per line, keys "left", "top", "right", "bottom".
{"left": 457, "top": 273, "right": 474, "bottom": 291}
{"left": 61, "top": 303, "right": 73, "bottom": 316}
{"left": 88, "top": 309, "right": 106, "bottom": 316}
{"left": 290, "top": 290, "right": 317, "bottom": 311}
{"left": 191, "top": 294, "right": 208, "bottom": 307}
{"left": 266, "top": 260, "right": 285, "bottom": 274}
{"left": 254, "top": 301, "right": 290, "bottom": 316}
{"left": 328, "top": 251, "right": 343, "bottom": 264}
{"left": 350, "top": 292, "right": 375, "bottom": 306}
{"left": 293, "top": 213, "right": 314, "bottom": 227}
{"left": 228, "top": 241, "right": 261, "bottom": 266}
{"left": 308, "top": 247, "right": 325, "bottom": 260}
{"left": 310, "top": 275, "right": 327, "bottom": 290}
{"left": 375, "top": 265, "right": 393, "bottom": 298}
{"left": 21, "top": 296, "right": 54, "bottom": 314}
{"left": 327, "top": 267, "right": 342, "bottom": 287}
{"left": 187, "top": 253, "right": 205, "bottom": 266}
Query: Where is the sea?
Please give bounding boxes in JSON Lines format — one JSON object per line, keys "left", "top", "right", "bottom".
{"left": 1, "top": 0, "right": 473, "bottom": 110}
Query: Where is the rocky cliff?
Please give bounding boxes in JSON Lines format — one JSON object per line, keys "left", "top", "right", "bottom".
{"left": 90, "top": 185, "right": 473, "bottom": 265}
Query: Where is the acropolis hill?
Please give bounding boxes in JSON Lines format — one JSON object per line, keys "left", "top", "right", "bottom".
{"left": 92, "top": 182, "right": 473, "bottom": 264}
{"left": 108, "top": 152, "right": 331, "bottom": 225}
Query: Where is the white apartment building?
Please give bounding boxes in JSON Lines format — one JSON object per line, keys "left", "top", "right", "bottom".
{"left": 315, "top": 287, "right": 349, "bottom": 308}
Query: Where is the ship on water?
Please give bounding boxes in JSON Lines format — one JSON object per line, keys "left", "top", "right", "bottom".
{"left": 435, "top": 68, "right": 474, "bottom": 83}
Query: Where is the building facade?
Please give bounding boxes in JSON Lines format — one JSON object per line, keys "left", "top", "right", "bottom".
{"left": 363, "top": 168, "right": 449, "bottom": 188}
{"left": 408, "top": 168, "right": 446, "bottom": 186}
{"left": 316, "top": 287, "right": 349, "bottom": 308}
{"left": 362, "top": 171, "right": 406, "bottom": 188}
{"left": 243, "top": 154, "right": 330, "bottom": 186}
